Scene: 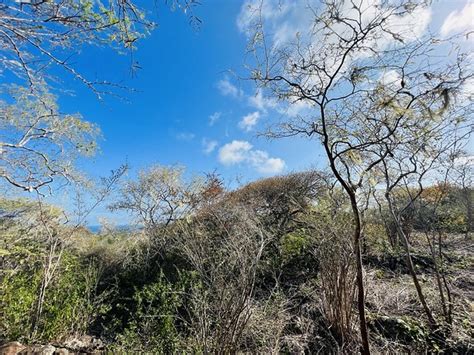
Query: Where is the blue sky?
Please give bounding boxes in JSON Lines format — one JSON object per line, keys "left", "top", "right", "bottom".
{"left": 39, "top": 0, "right": 473, "bottom": 223}
{"left": 58, "top": 1, "right": 320, "bottom": 187}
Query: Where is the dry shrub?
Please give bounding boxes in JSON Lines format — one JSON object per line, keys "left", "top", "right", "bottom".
{"left": 310, "top": 204, "right": 357, "bottom": 347}
{"left": 170, "top": 203, "right": 270, "bottom": 353}
{"left": 240, "top": 294, "right": 291, "bottom": 354}
{"left": 366, "top": 271, "right": 418, "bottom": 317}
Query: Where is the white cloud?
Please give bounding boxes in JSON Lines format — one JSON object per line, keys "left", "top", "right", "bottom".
{"left": 379, "top": 70, "right": 403, "bottom": 89}
{"left": 383, "top": 6, "right": 431, "bottom": 44}
{"left": 237, "top": 0, "right": 314, "bottom": 50}
{"left": 459, "top": 76, "right": 474, "bottom": 101}
{"left": 202, "top": 138, "right": 218, "bottom": 154}
{"left": 248, "top": 150, "right": 286, "bottom": 174}
{"left": 237, "top": 0, "right": 431, "bottom": 51}
{"left": 237, "top": 0, "right": 292, "bottom": 34}
{"left": 454, "top": 155, "right": 474, "bottom": 167}
{"left": 248, "top": 89, "right": 278, "bottom": 112}
{"left": 217, "top": 77, "right": 243, "bottom": 98}
{"left": 440, "top": 2, "right": 474, "bottom": 38}
{"left": 237, "top": 0, "right": 311, "bottom": 45}
{"left": 239, "top": 111, "right": 261, "bottom": 131}
{"left": 236, "top": 0, "right": 433, "bottom": 120}
{"left": 209, "top": 111, "right": 222, "bottom": 126}
{"left": 218, "top": 140, "right": 285, "bottom": 174}
{"left": 176, "top": 132, "right": 195, "bottom": 141}
{"left": 219, "top": 140, "right": 252, "bottom": 165}
{"left": 282, "top": 100, "right": 312, "bottom": 118}
{"left": 250, "top": 88, "right": 312, "bottom": 118}
{"left": 248, "top": 88, "right": 311, "bottom": 119}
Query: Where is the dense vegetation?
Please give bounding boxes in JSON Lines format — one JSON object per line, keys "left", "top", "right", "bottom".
{"left": 1, "top": 169, "right": 473, "bottom": 353}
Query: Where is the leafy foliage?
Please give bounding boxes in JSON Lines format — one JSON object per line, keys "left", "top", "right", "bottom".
{"left": 1, "top": 249, "right": 106, "bottom": 342}
{"left": 0, "top": 84, "right": 99, "bottom": 192}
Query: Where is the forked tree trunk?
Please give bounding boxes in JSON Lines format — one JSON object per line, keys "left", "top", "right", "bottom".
{"left": 426, "top": 231, "right": 453, "bottom": 326}
{"left": 325, "top": 147, "right": 371, "bottom": 354}
{"left": 349, "top": 195, "right": 370, "bottom": 355}
{"left": 30, "top": 235, "right": 64, "bottom": 339}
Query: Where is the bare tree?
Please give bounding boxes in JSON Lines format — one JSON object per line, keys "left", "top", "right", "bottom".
{"left": 372, "top": 107, "right": 471, "bottom": 328}
{"left": 109, "top": 165, "right": 207, "bottom": 237}
{"left": 452, "top": 155, "right": 474, "bottom": 240}
{"left": 409, "top": 160, "right": 471, "bottom": 329}
{"left": 243, "top": 1, "right": 473, "bottom": 352}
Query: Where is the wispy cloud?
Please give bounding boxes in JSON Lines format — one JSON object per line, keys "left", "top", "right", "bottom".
{"left": 202, "top": 138, "right": 218, "bottom": 154}
{"left": 235, "top": 0, "right": 433, "bottom": 122}
{"left": 239, "top": 111, "right": 261, "bottom": 131}
{"left": 176, "top": 132, "right": 195, "bottom": 141}
{"left": 238, "top": 0, "right": 431, "bottom": 51}
{"left": 440, "top": 1, "right": 474, "bottom": 38}
{"left": 248, "top": 89, "right": 277, "bottom": 113}
{"left": 218, "top": 140, "right": 285, "bottom": 174}
{"left": 209, "top": 111, "right": 222, "bottom": 126}
{"left": 217, "top": 77, "right": 243, "bottom": 98}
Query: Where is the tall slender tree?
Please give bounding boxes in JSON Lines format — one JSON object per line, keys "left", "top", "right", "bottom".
{"left": 243, "top": 1, "right": 473, "bottom": 352}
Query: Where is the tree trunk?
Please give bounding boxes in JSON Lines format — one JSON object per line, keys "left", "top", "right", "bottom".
{"left": 349, "top": 196, "right": 370, "bottom": 355}
{"left": 386, "top": 195, "right": 437, "bottom": 328}
{"left": 324, "top": 148, "right": 370, "bottom": 354}
{"left": 426, "top": 231, "right": 453, "bottom": 326}
{"left": 463, "top": 187, "right": 473, "bottom": 240}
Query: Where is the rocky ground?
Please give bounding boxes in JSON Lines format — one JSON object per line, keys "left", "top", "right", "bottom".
{"left": 0, "top": 336, "right": 104, "bottom": 355}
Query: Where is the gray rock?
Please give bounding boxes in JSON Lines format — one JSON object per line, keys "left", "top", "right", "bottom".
{"left": 63, "top": 335, "right": 104, "bottom": 352}
{"left": 40, "top": 345, "right": 56, "bottom": 355}
{"left": 23, "top": 344, "right": 56, "bottom": 355}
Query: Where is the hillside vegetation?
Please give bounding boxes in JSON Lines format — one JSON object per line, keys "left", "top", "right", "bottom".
{"left": 1, "top": 169, "right": 473, "bottom": 353}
